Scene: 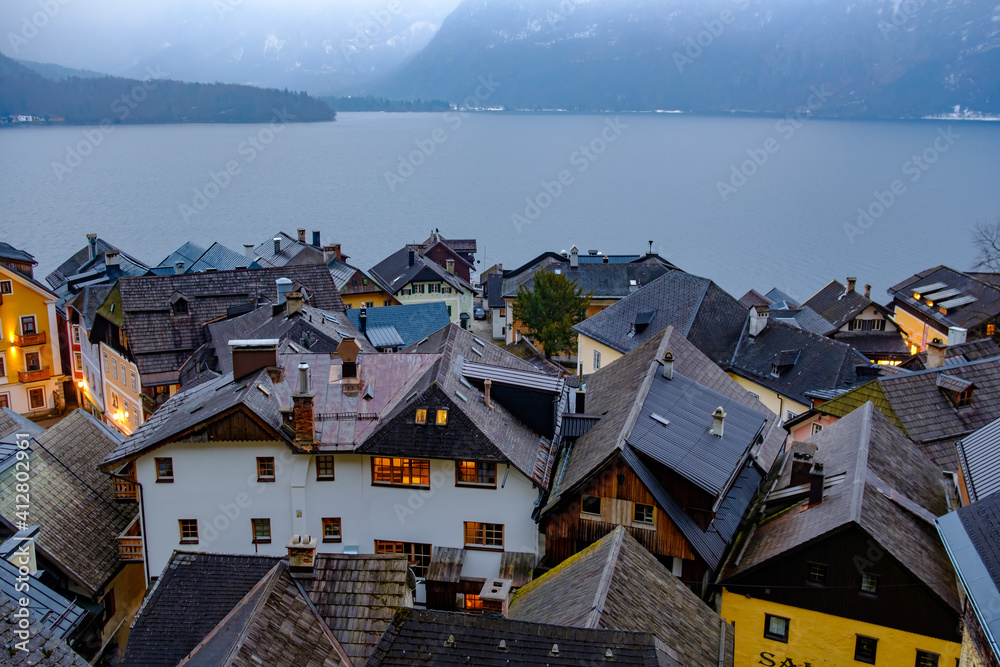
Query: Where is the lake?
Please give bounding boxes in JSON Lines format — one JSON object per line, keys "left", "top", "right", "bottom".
{"left": 2, "top": 112, "right": 998, "bottom": 302}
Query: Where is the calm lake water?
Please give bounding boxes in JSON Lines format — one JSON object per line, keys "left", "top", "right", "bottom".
{"left": 2, "top": 112, "right": 998, "bottom": 302}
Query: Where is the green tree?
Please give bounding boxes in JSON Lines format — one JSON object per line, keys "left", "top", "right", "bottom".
{"left": 512, "top": 271, "right": 592, "bottom": 357}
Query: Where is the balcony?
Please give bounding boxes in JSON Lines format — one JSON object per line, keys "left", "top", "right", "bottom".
{"left": 13, "top": 331, "right": 46, "bottom": 347}
{"left": 118, "top": 516, "right": 143, "bottom": 562}
{"left": 114, "top": 478, "right": 138, "bottom": 502}
{"left": 17, "top": 367, "right": 52, "bottom": 383}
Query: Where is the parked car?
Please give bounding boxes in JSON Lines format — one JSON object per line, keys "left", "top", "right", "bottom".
{"left": 473, "top": 306, "right": 486, "bottom": 320}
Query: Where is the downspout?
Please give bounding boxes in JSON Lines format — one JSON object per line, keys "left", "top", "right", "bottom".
{"left": 110, "top": 469, "right": 150, "bottom": 584}
{"left": 717, "top": 617, "right": 728, "bottom": 667}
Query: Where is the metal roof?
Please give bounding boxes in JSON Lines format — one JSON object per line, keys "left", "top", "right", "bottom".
{"left": 365, "top": 324, "right": 405, "bottom": 349}
{"left": 461, "top": 360, "right": 565, "bottom": 394}
{"left": 0, "top": 555, "right": 87, "bottom": 639}
{"left": 958, "top": 416, "right": 1000, "bottom": 502}
{"left": 912, "top": 282, "right": 949, "bottom": 295}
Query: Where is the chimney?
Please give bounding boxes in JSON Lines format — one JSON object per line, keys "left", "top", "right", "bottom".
{"left": 244, "top": 243, "right": 255, "bottom": 261}
{"left": 661, "top": 351, "right": 674, "bottom": 380}
{"left": 276, "top": 277, "right": 293, "bottom": 305}
{"left": 408, "top": 249, "right": 415, "bottom": 267}
{"left": 332, "top": 243, "right": 342, "bottom": 261}
{"left": 285, "top": 291, "right": 304, "bottom": 316}
{"left": 230, "top": 339, "right": 279, "bottom": 379}
{"left": 292, "top": 363, "right": 315, "bottom": 446}
{"left": 286, "top": 535, "right": 318, "bottom": 579}
{"left": 446, "top": 258, "right": 455, "bottom": 275}
{"left": 174, "top": 261, "right": 185, "bottom": 275}
{"left": 710, "top": 407, "right": 727, "bottom": 438}
{"left": 273, "top": 237, "right": 282, "bottom": 255}
{"left": 789, "top": 442, "right": 816, "bottom": 486}
{"left": 297, "top": 228, "right": 306, "bottom": 243}
{"left": 603, "top": 254, "right": 609, "bottom": 264}
{"left": 312, "top": 230, "right": 321, "bottom": 247}
{"left": 417, "top": 244, "right": 425, "bottom": 257}
{"left": 926, "top": 339, "right": 947, "bottom": 369}
{"left": 478, "top": 578, "right": 512, "bottom": 616}
{"left": 809, "top": 462, "right": 825, "bottom": 506}
{"left": 484, "top": 378, "right": 493, "bottom": 409}
{"left": 846, "top": 277, "right": 857, "bottom": 293}
{"left": 749, "top": 304, "right": 769, "bottom": 337}
{"left": 864, "top": 284, "right": 872, "bottom": 299}
{"left": 570, "top": 245, "right": 579, "bottom": 269}
{"left": 948, "top": 326, "right": 968, "bottom": 346}
{"left": 86, "top": 233, "right": 98, "bottom": 260}
{"left": 359, "top": 307, "right": 367, "bottom": 333}
{"left": 105, "top": 250, "right": 120, "bottom": 267}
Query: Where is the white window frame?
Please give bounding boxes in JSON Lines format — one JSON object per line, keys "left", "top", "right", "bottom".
{"left": 72, "top": 325, "right": 81, "bottom": 345}
{"left": 73, "top": 352, "right": 83, "bottom": 372}
{"left": 0, "top": 280, "right": 12, "bottom": 295}
{"left": 0, "top": 352, "right": 6, "bottom": 382}
{"left": 811, "top": 422, "right": 824, "bottom": 435}
{"left": 0, "top": 392, "right": 9, "bottom": 409}
{"left": 130, "top": 370, "right": 137, "bottom": 392}
{"left": 19, "top": 314, "right": 38, "bottom": 336}
{"left": 593, "top": 349, "right": 601, "bottom": 371}
{"left": 27, "top": 387, "right": 46, "bottom": 410}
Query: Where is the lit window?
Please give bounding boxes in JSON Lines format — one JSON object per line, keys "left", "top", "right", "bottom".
{"left": 257, "top": 457, "right": 275, "bottom": 482}
{"left": 861, "top": 573, "right": 879, "bottom": 594}
{"left": 763, "top": 614, "right": 789, "bottom": 643}
{"left": 956, "top": 388, "right": 974, "bottom": 408}
{"left": 989, "top": 324, "right": 997, "bottom": 336}
{"left": 464, "top": 521, "right": 503, "bottom": 549}
{"left": 855, "top": 636, "right": 877, "bottom": 664}
{"left": 807, "top": 562, "right": 827, "bottom": 586}
{"left": 916, "top": 650, "right": 939, "bottom": 667}
{"left": 462, "top": 593, "right": 484, "bottom": 613}
{"left": 27, "top": 388, "right": 45, "bottom": 410}
{"left": 633, "top": 503, "right": 654, "bottom": 524}
{"left": 581, "top": 496, "right": 601, "bottom": 516}
{"left": 73, "top": 352, "right": 83, "bottom": 372}
{"left": 375, "top": 540, "right": 431, "bottom": 578}
{"left": 251, "top": 518, "right": 271, "bottom": 544}
{"left": 372, "top": 457, "right": 430, "bottom": 487}
{"left": 811, "top": 422, "right": 824, "bottom": 435}
{"left": 179, "top": 519, "right": 198, "bottom": 544}
{"left": 415, "top": 408, "right": 427, "bottom": 425}
{"left": 456, "top": 461, "right": 497, "bottom": 487}
{"left": 436, "top": 409, "right": 448, "bottom": 426}
{"left": 316, "top": 455, "right": 335, "bottom": 481}
{"left": 322, "top": 517, "right": 341, "bottom": 543}
{"left": 156, "top": 457, "right": 174, "bottom": 482}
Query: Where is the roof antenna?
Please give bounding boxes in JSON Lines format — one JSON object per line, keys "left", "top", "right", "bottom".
{"left": 648, "top": 240, "right": 653, "bottom": 254}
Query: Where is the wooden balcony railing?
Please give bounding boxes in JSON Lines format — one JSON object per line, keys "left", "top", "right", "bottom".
{"left": 18, "top": 367, "right": 52, "bottom": 383}
{"left": 113, "top": 478, "right": 138, "bottom": 502}
{"left": 14, "top": 332, "right": 46, "bottom": 347}
{"left": 118, "top": 516, "right": 143, "bottom": 562}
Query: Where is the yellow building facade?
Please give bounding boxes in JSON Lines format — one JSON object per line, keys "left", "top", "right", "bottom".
{"left": 0, "top": 265, "right": 64, "bottom": 416}
{"left": 727, "top": 373, "right": 809, "bottom": 423}
{"left": 100, "top": 342, "right": 144, "bottom": 435}
{"left": 721, "top": 590, "right": 961, "bottom": 667}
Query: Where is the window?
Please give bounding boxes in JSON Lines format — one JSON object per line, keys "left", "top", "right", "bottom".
{"left": 0, "top": 280, "right": 11, "bottom": 294}
{"left": 27, "top": 388, "right": 45, "bottom": 410}
{"left": 372, "top": 457, "right": 430, "bottom": 487}
{"left": 989, "top": 324, "right": 997, "bottom": 336}
{"left": 633, "top": 503, "right": 655, "bottom": 524}
{"left": 456, "top": 461, "right": 497, "bottom": 487}
{"left": 581, "top": 495, "right": 601, "bottom": 516}
{"left": 72, "top": 325, "right": 81, "bottom": 345}
{"left": 25, "top": 352, "right": 40, "bottom": 372}
{"left": 101, "top": 589, "right": 116, "bottom": 625}
{"left": 462, "top": 593, "right": 484, "bottom": 613}
{"left": 916, "top": 651, "right": 939, "bottom": 667}
{"left": 956, "top": 388, "right": 974, "bottom": 408}
{"left": 383, "top": 300, "right": 392, "bottom": 307}
{"left": 171, "top": 298, "right": 188, "bottom": 315}
{"left": 179, "top": 519, "right": 198, "bottom": 544}
{"left": 120, "top": 361, "right": 126, "bottom": 380}
{"left": 0, "top": 354, "right": 6, "bottom": 377}
{"left": 130, "top": 407, "right": 138, "bottom": 428}
{"left": 375, "top": 540, "right": 431, "bottom": 578}
{"left": 73, "top": 352, "right": 83, "bottom": 372}
{"left": 20, "top": 316, "right": 36, "bottom": 335}
{"left": 111, "top": 358, "right": 118, "bottom": 379}
{"left": 0, "top": 394, "right": 8, "bottom": 409}
{"left": 435, "top": 409, "right": 448, "bottom": 426}
{"left": 464, "top": 521, "right": 504, "bottom": 550}
{"left": 855, "top": 636, "right": 878, "bottom": 664}
{"left": 593, "top": 349, "right": 601, "bottom": 370}
{"left": 257, "top": 457, "right": 275, "bottom": 482}
{"left": 861, "top": 572, "right": 879, "bottom": 594}
{"left": 316, "top": 455, "right": 335, "bottom": 480}
{"left": 850, "top": 318, "right": 886, "bottom": 331}
{"left": 786, "top": 410, "right": 798, "bottom": 421}
{"left": 322, "top": 517, "right": 342, "bottom": 543}
{"left": 156, "top": 457, "right": 174, "bottom": 482}
{"left": 130, "top": 370, "right": 137, "bottom": 392}
{"left": 807, "top": 562, "right": 827, "bottom": 586}
{"left": 251, "top": 518, "right": 271, "bottom": 544}
{"left": 103, "top": 350, "right": 109, "bottom": 372}
{"left": 414, "top": 408, "right": 427, "bottom": 425}
{"left": 811, "top": 422, "right": 824, "bottom": 435}
{"left": 763, "top": 614, "right": 789, "bottom": 643}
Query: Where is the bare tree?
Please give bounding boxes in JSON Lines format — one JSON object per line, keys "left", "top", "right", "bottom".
{"left": 972, "top": 218, "right": 1000, "bottom": 272}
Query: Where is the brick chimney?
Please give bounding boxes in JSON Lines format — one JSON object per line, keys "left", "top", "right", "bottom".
{"left": 661, "top": 351, "right": 674, "bottom": 380}
{"left": 230, "top": 339, "right": 279, "bottom": 379}
{"left": 809, "top": 462, "right": 825, "bottom": 506}
{"left": 285, "top": 291, "right": 304, "bottom": 316}
{"left": 286, "top": 534, "right": 318, "bottom": 579}
{"left": 292, "top": 363, "right": 315, "bottom": 446}
{"left": 417, "top": 244, "right": 426, "bottom": 257}
{"left": 478, "top": 578, "right": 512, "bottom": 616}
{"left": 846, "top": 277, "right": 857, "bottom": 293}
{"left": 789, "top": 442, "right": 817, "bottom": 486}
{"left": 710, "top": 407, "right": 726, "bottom": 438}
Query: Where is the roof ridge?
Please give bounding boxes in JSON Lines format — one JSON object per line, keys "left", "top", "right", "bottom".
{"left": 615, "top": 329, "right": 671, "bottom": 449}
{"left": 849, "top": 403, "right": 875, "bottom": 523}
{"left": 583, "top": 527, "right": 624, "bottom": 629}
{"left": 686, "top": 280, "right": 717, "bottom": 337}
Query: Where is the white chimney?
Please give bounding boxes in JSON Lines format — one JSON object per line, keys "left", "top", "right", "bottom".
{"left": 105, "top": 250, "right": 120, "bottom": 267}
{"left": 570, "top": 245, "right": 579, "bottom": 269}
{"left": 749, "top": 304, "right": 769, "bottom": 337}
{"left": 244, "top": 243, "right": 255, "bottom": 261}
{"left": 174, "top": 261, "right": 185, "bottom": 275}
{"left": 273, "top": 237, "right": 282, "bottom": 255}
{"left": 276, "top": 277, "right": 293, "bottom": 305}
{"left": 298, "top": 362, "right": 310, "bottom": 394}
{"left": 710, "top": 407, "right": 727, "bottom": 438}
{"left": 661, "top": 351, "right": 674, "bottom": 380}
{"left": 926, "top": 340, "right": 947, "bottom": 369}
{"left": 286, "top": 534, "right": 318, "bottom": 579}
{"left": 948, "top": 327, "right": 968, "bottom": 346}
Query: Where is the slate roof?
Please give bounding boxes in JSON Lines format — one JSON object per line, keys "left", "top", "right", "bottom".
{"left": 156, "top": 241, "right": 258, "bottom": 274}
{"left": 0, "top": 590, "right": 87, "bottom": 666}
{"left": 177, "top": 562, "right": 350, "bottom": 667}
{"left": 105, "top": 265, "right": 344, "bottom": 383}
{"left": 937, "top": 493, "right": 1000, "bottom": 663}
{"left": 728, "top": 320, "right": 870, "bottom": 406}
{"left": 901, "top": 337, "right": 1000, "bottom": 370}
{"left": 573, "top": 270, "right": 747, "bottom": 365}
{"left": 831, "top": 330, "right": 911, "bottom": 359}
{"left": 504, "top": 259, "right": 674, "bottom": 303}
{"left": 509, "top": 527, "right": 733, "bottom": 667}
{"left": 802, "top": 280, "right": 881, "bottom": 332}
{"left": 45, "top": 237, "right": 149, "bottom": 294}
{"left": 251, "top": 231, "right": 325, "bottom": 268}
{"left": 345, "top": 303, "right": 452, "bottom": 349}
{"left": 365, "top": 608, "right": 681, "bottom": 666}
{"left": 369, "top": 247, "right": 472, "bottom": 296}
{"left": 723, "top": 403, "right": 960, "bottom": 615}
{"left": 0, "top": 241, "right": 36, "bottom": 265}
{"left": 888, "top": 265, "right": 1000, "bottom": 332}
{"left": 958, "top": 416, "right": 1000, "bottom": 503}
{"left": 768, "top": 305, "right": 833, "bottom": 335}
{"left": 738, "top": 289, "right": 770, "bottom": 309}
{"left": 0, "top": 410, "right": 133, "bottom": 595}
{"left": 65, "top": 284, "right": 112, "bottom": 332}
{"left": 764, "top": 288, "right": 799, "bottom": 307}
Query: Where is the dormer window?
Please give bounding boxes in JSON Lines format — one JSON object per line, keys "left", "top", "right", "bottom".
{"left": 770, "top": 350, "right": 801, "bottom": 377}
{"left": 937, "top": 373, "right": 974, "bottom": 409}
{"left": 169, "top": 293, "right": 189, "bottom": 315}
{"left": 956, "top": 388, "right": 974, "bottom": 408}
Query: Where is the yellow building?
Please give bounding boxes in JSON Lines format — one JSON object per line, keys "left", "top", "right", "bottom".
{"left": 720, "top": 404, "right": 962, "bottom": 667}
{"left": 0, "top": 249, "right": 65, "bottom": 417}
{"left": 100, "top": 341, "right": 144, "bottom": 435}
